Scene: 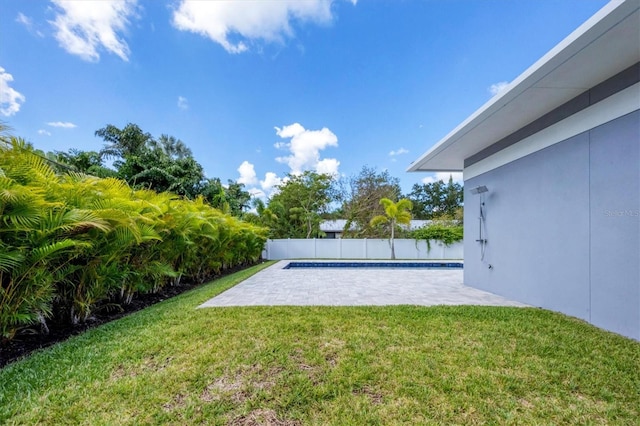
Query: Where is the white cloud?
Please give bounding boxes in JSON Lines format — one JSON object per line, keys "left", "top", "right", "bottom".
{"left": 489, "top": 81, "right": 510, "bottom": 96}
{"left": 316, "top": 158, "right": 340, "bottom": 176}
{"left": 0, "top": 67, "right": 26, "bottom": 117}
{"left": 38, "top": 129, "right": 52, "bottom": 136}
{"left": 242, "top": 122, "right": 342, "bottom": 201}
{"left": 260, "top": 172, "right": 283, "bottom": 192}
{"left": 172, "top": 0, "right": 357, "bottom": 54}
{"left": 240, "top": 170, "right": 285, "bottom": 202}
{"left": 17, "top": 12, "right": 44, "bottom": 37}
{"left": 50, "top": 0, "right": 138, "bottom": 62}
{"left": 248, "top": 187, "right": 266, "bottom": 199}
{"left": 237, "top": 160, "right": 258, "bottom": 186}
{"left": 177, "top": 96, "right": 188, "bottom": 110}
{"left": 16, "top": 12, "right": 32, "bottom": 27}
{"left": 274, "top": 123, "right": 339, "bottom": 175}
{"left": 389, "top": 148, "right": 408, "bottom": 162}
{"left": 421, "top": 172, "right": 463, "bottom": 185}
{"left": 47, "top": 121, "right": 76, "bottom": 128}
{"left": 389, "top": 148, "right": 409, "bottom": 156}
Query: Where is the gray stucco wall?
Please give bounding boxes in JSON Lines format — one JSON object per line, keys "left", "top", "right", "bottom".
{"left": 464, "top": 110, "right": 639, "bottom": 340}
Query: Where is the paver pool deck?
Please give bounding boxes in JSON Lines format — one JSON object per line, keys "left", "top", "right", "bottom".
{"left": 200, "top": 260, "right": 529, "bottom": 308}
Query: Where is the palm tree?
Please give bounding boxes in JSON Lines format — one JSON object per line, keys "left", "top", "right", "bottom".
{"left": 152, "top": 134, "right": 192, "bottom": 160}
{"left": 370, "top": 198, "right": 413, "bottom": 259}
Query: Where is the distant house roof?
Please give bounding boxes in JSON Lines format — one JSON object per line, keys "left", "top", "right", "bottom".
{"left": 319, "top": 220, "right": 354, "bottom": 233}
{"left": 403, "top": 220, "right": 431, "bottom": 231}
{"left": 320, "top": 219, "right": 431, "bottom": 233}
{"left": 407, "top": 0, "right": 640, "bottom": 173}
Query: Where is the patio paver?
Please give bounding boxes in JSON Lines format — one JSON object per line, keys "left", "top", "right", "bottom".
{"left": 199, "top": 260, "right": 529, "bottom": 307}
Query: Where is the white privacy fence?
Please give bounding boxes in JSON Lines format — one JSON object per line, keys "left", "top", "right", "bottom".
{"left": 262, "top": 239, "right": 463, "bottom": 260}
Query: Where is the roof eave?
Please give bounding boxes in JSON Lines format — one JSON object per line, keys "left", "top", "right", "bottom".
{"left": 407, "top": 0, "right": 639, "bottom": 174}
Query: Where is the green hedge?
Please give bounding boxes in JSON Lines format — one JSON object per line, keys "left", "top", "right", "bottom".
{"left": 410, "top": 224, "right": 463, "bottom": 249}
{"left": 0, "top": 139, "right": 266, "bottom": 341}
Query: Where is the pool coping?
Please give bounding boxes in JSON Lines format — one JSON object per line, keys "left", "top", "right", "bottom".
{"left": 284, "top": 260, "right": 464, "bottom": 269}
{"left": 199, "top": 259, "right": 530, "bottom": 308}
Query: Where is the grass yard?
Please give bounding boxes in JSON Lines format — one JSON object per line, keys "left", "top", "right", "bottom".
{"left": 1, "top": 262, "right": 638, "bottom": 425}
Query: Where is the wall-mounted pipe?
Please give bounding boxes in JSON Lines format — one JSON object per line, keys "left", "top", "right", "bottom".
{"left": 470, "top": 186, "right": 489, "bottom": 261}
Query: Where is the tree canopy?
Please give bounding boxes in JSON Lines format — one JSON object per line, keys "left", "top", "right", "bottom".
{"left": 16, "top": 121, "right": 466, "bottom": 234}
{"left": 95, "top": 123, "right": 204, "bottom": 197}
{"left": 265, "top": 171, "right": 337, "bottom": 238}
{"left": 341, "top": 166, "right": 402, "bottom": 238}
{"left": 408, "top": 175, "right": 463, "bottom": 220}
{"left": 52, "top": 123, "right": 252, "bottom": 217}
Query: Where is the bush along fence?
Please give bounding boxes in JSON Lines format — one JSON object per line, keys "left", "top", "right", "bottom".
{"left": 0, "top": 139, "right": 267, "bottom": 342}
{"left": 263, "top": 238, "right": 463, "bottom": 260}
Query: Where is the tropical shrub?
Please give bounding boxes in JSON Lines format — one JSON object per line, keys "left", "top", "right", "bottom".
{"left": 0, "top": 138, "right": 266, "bottom": 341}
{"left": 411, "top": 224, "right": 463, "bottom": 252}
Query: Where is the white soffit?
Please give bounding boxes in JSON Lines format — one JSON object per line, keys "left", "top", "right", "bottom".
{"left": 464, "top": 83, "right": 640, "bottom": 180}
{"left": 407, "top": 0, "right": 640, "bottom": 173}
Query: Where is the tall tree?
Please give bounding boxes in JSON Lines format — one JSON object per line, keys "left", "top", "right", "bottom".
{"left": 340, "top": 166, "right": 402, "bottom": 237}
{"left": 268, "top": 171, "right": 337, "bottom": 238}
{"left": 225, "top": 180, "right": 252, "bottom": 216}
{"left": 149, "top": 134, "right": 192, "bottom": 160}
{"left": 199, "top": 178, "right": 251, "bottom": 217}
{"left": 242, "top": 198, "right": 283, "bottom": 238}
{"left": 199, "top": 178, "right": 229, "bottom": 212}
{"left": 96, "top": 123, "right": 152, "bottom": 162}
{"left": 407, "top": 175, "right": 463, "bottom": 220}
{"left": 94, "top": 123, "right": 205, "bottom": 198}
{"left": 53, "top": 149, "right": 117, "bottom": 178}
{"left": 370, "top": 198, "right": 413, "bottom": 259}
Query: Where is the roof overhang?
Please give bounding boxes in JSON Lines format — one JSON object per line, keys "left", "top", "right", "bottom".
{"left": 407, "top": 0, "right": 640, "bottom": 173}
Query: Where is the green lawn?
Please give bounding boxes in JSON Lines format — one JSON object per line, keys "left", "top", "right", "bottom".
{"left": 1, "top": 262, "right": 638, "bottom": 425}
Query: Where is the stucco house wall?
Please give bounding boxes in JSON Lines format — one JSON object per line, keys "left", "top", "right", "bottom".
{"left": 464, "top": 109, "right": 639, "bottom": 340}
{"left": 408, "top": 0, "right": 639, "bottom": 339}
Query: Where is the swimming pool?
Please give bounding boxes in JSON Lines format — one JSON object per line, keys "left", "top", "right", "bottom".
{"left": 284, "top": 261, "right": 464, "bottom": 269}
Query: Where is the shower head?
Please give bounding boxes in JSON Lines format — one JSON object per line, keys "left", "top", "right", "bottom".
{"left": 470, "top": 185, "right": 488, "bottom": 195}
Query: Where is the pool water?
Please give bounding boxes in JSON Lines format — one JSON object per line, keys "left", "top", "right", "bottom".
{"left": 284, "top": 261, "right": 463, "bottom": 269}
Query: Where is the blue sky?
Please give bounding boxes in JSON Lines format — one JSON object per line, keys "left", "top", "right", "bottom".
{"left": 0, "top": 0, "right": 608, "bottom": 197}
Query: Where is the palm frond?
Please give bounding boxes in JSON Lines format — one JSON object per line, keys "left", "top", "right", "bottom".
{"left": 2, "top": 201, "right": 43, "bottom": 229}
{"left": 0, "top": 250, "right": 24, "bottom": 272}
{"left": 29, "top": 239, "right": 87, "bottom": 264}
{"left": 370, "top": 215, "right": 390, "bottom": 227}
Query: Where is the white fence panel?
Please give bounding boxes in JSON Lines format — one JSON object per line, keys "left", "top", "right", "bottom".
{"left": 315, "top": 239, "right": 341, "bottom": 258}
{"left": 365, "top": 239, "right": 392, "bottom": 259}
{"left": 442, "top": 241, "right": 463, "bottom": 259}
{"left": 265, "top": 239, "right": 288, "bottom": 259}
{"left": 394, "top": 239, "right": 421, "bottom": 259}
{"left": 263, "top": 239, "right": 463, "bottom": 260}
{"left": 341, "top": 239, "right": 367, "bottom": 259}
{"left": 290, "top": 239, "right": 316, "bottom": 258}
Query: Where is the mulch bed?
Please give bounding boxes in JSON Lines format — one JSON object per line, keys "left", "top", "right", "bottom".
{"left": 0, "top": 264, "right": 255, "bottom": 369}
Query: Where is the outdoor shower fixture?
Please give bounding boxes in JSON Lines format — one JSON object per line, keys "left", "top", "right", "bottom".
{"left": 470, "top": 185, "right": 488, "bottom": 195}
{"left": 470, "top": 186, "right": 489, "bottom": 262}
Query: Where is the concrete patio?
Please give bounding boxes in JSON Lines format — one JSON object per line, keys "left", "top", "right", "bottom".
{"left": 199, "top": 260, "right": 529, "bottom": 308}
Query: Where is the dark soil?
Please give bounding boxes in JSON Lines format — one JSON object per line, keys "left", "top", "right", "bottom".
{"left": 0, "top": 264, "right": 255, "bottom": 369}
